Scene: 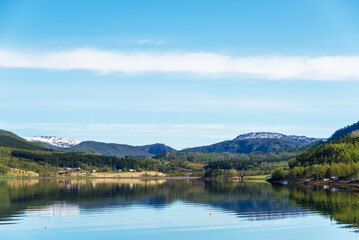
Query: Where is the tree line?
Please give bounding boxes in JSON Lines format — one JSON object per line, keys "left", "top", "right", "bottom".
{"left": 328, "top": 121, "right": 359, "bottom": 141}
{"left": 272, "top": 135, "right": 359, "bottom": 180}
{"left": 11, "top": 150, "right": 157, "bottom": 171}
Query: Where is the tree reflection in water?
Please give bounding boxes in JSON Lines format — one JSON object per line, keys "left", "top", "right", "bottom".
{"left": 0, "top": 179, "right": 358, "bottom": 231}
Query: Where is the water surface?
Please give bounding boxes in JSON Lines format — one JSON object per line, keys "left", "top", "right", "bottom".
{"left": 0, "top": 179, "right": 358, "bottom": 240}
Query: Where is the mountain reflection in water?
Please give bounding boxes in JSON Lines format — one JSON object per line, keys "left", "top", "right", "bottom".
{"left": 0, "top": 179, "right": 358, "bottom": 233}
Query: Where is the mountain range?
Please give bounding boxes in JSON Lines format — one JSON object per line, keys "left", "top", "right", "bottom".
{"left": 180, "top": 132, "right": 324, "bottom": 154}
{"left": 22, "top": 135, "right": 177, "bottom": 157}
{"left": 22, "top": 132, "right": 325, "bottom": 157}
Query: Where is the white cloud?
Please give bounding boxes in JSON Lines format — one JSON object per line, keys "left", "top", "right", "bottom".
{"left": 1, "top": 48, "right": 359, "bottom": 80}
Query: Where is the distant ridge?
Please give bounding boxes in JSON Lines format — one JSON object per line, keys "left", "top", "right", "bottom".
{"left": 62, "top": 141, "right": 177, "bottom": 157}
{"left": 2, "top": 129, "right": 326, "bottom": 157}
{"left": 234, "top": 132, "right": 325, "bottom": 145}
{"left": 136, "top": 143, "right": 177, "bottom": 155}
{"left": 181, "top": 132, "right": 324, "bottom": 154}
{"left": 24, "top": 135, "right": 177, "bottom": 157}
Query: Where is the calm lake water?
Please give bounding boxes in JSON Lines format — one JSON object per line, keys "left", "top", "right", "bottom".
{"left": 0, "top": 179, "right": 358, "bottom": 240}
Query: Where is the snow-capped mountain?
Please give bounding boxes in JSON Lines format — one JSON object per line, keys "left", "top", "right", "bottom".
{"left": 234, "top": 132, "right": 325, "bottom": 144}
{"left": 24, "top": 136, "right": 80, "bottom": 148}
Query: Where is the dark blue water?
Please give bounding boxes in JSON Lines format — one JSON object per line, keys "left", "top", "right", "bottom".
{"left": 0, "top": 180, "right": 357, "bottom": 240}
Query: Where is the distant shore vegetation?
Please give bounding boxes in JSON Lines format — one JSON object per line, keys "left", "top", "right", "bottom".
{"left": 272, "top": 135, "right": 359, "bottom": 180}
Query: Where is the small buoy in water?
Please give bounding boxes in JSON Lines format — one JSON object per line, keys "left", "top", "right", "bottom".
{"left": 209, "top": 213, "right": 211, "bottom": 215}
{"left": 45, "top": 227, "right": 47, "bottom": 229}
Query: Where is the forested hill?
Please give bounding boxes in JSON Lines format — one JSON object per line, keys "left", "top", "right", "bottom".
{"left": 136, "top": 143, "right": 177, "bottom": 155}
{"left": 271, "top": 135, "right": 359, "bottom": 180}
{"left": 0, "top": 129, "right": 54, "bottom": 151}
{"left": 289, "top": 135, "right": 359, "bottom": 168}
{"left": 328, "top": 121, "right": 359, "bottom": 141}
{"left": 62, "top": 141, "right": 177, "bottom": 157}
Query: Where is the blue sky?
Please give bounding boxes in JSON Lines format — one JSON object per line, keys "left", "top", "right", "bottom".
{"left": 1, "top": 0, "right": 359, "bottom": 149}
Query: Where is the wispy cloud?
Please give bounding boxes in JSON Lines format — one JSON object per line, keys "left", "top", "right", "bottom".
{"left": 0, "top": 122, "right": 248, "bottom": 138}
{"left": 0, "top": 98, "right": 334, "bottom": 113}
{"left": 135, "top": 39, "right": 164, "bottom": 45}
{"left": 1, "top": 48, "right": 359, "bottom": 80}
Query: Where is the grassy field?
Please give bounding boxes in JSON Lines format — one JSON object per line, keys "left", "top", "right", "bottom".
{"left": 0, "top": 174, "right": 13, "bottom": 177}
{"left": 243, "top": 174, "right": 271, "bottom": 179}
{"left": 244, "top": 179, "right": 269, "bottom": 183}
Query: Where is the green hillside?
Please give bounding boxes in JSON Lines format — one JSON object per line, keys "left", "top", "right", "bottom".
{"left": 328, "top": 121, "right": 359, "bottom": 141}
{"left": 0, "top": 129, "right": 54, "bottom": 151}
{"left": 272, "top": 135, "right": 359, "bottom": 180}
{"left": 289, "top": 135, "right": 359, "bottom": 167}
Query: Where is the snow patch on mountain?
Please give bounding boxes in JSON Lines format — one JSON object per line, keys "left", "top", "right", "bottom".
{"left": 24, "top": 136, "right": 80, "bottom": 148}
{"left": 234, "top": 132, "right": 325, "bottom": 144}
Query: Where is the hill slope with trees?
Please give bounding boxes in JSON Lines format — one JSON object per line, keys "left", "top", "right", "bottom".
{"left": 328, "top": 121, "right": 359, "bottom": 141}
{"left": 272, "top": 135, "right": 359, "bottom": 180}
{"left": 0, "top": 129, "right": 54, "bottom": 152}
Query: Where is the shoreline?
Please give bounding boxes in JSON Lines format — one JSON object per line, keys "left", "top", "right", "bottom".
{"left": 202, "top": 177, "right": 269, "bottom": 181}
{"left": 267, "top": 179, "right": 359, "bottom": 191}
{"left": 0, "top": 176, "right": 202, "bottom": 180}
{"left": 0, "top": 176, "right": 269, "bottom": 181}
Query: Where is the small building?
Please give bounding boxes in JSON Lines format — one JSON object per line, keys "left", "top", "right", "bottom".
{"left": 129, "top": 169, "right": 134, "bottom": 172}
{"left": 92, "top": 170, "right": 96, "bottom": 173}
{"left": 330, "top": 176, "right": 339, "bottom": 181}
{"left": 118, "top": 169, "right": 122, "bottom": 172}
